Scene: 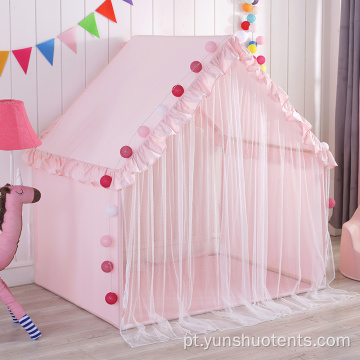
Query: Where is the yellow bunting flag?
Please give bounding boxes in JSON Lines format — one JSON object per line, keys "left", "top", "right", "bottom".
{"left": 0, "top": 51, "right": 9, "bottom": 76}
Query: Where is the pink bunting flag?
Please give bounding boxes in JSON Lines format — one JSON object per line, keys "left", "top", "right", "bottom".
{"left": 12, "top": 47, "right": 32, "bottom": 74}
{"left": 58, "top": 27, "right": 77, "bottom": 54}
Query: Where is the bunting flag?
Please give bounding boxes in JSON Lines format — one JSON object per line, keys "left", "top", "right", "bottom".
{"left": 58, "top": 27, "right": 77, "bottom": 54}
{"left": 79, "top": 13, "right": 100, "bottom": 38}
{"left": 37, "top": 39, "right": 55, "bottom": 65}
{"left": 0, "top": 0, "right": 135, "bottom": 75}
{"left": 12, "top": 47, "right": 32, "bottom": 74}
{"left": 96, "top": 0, "right": 117, "bottom": 23}
{"left": 0, "top": 51, "right": 9, "bottom": 76}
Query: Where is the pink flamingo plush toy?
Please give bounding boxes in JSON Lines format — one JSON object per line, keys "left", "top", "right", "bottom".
{"left": 0, "top": 183, "right": 42, "bottom": 340}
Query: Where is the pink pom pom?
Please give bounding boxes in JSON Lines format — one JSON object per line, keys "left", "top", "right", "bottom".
{"left": 249, "top": 23, "right": 257, "bottom": 33}
{"left": 100, "top": 175, "right": 112, "bottom": 188}
{"left": 101, "top": 261, "right": 114, "bottom": 273}
{"left": 205, "top": 41, "right": 217, "bottom": 53}
{"left": 256, "top": 36, "right": 265, "bottom": 45}
{"left": 120, "top": 146, "right": 133, "bottom": 158}
{"left": 138, "top": 126, "right": 150, "bottom": 138}
{"left": 329, "top": 198, "right": 336, "bottom": 209}
{"left": 190, "top": 61, "right": 202, "bottom": 73}
{"left": 172, "top": 85, "right": 184, "bottom": 97}
{"left": 105, "top": 292, "right": 118, "bottom": 305}
{"left": 100, "top": 235, "right": 112, "bottom": 247}
{"left": 257, "top": 55, "right": 265, "bottom": 65}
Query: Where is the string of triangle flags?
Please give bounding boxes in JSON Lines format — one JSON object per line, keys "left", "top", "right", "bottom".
{"left": 0, "top": 0, "right": 133, "bottom": 76}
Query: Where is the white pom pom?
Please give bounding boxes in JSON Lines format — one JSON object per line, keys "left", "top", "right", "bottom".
{"left": 106, "top": 205, "right": 118, "bottom": 217}
{"left": 235, "top": 31, "right": 248, "bottom": 43}
{"left": 156, "top": 104, "right": 167, "bottom": 116}
{"left": 321, "top": 142, "right": 330, "bottom": 150}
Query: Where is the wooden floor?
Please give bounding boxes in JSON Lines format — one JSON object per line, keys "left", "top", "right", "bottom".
{"left": 1, "top": 237, "right": 360, "bottom": 360}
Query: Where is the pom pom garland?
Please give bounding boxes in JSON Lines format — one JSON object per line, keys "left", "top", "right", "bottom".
{"left": 260, "top": 64, "right": 267, "bottom": 72}
{"left": 321, "top": 142, "right": 330, "bottom": 150}
{"left": 248, "top": 44, "right": 257, "bottom": 54}
{"left": 241, "top": 21, "right": 250, "bottom": 30}
{"left": 172, "top": 84, "right": 184, "bottom": 97}
{"left": 190, "top": 61, "right": 202, "bottom": 73}
{"left": 106, "top": 205, "right": 118, "bottom": 217}
{"left": 329, "top": 198, "right": 336, "bottom": 209}
{"left": 105, "top": 292, "right": 118, "bottom": 305}
{"left": 249, "top": 41, "right": 257, "bottom": 46}
{"left": 100, "top": 235, "right": 112, "bottom": 247}
{"left": 247, "top": 14, "right": 256, "bottom": 23}
{"left": 138, "top": 126, "right": 151, "bottom": 138}
{"left": 256, "top": 36, "right": 265, "bottom": 45}
{"left": 205, "top": 41, "right": 217, "bottom": 53}
{"left": 101, "top": 261, "right": 114, "bottom": 273}
{"left": 242, "top": 3, "right": 252, "bottom": 12}
{"left": 100, "top": 175, "right": 112, "bottom": 188}
{"left": 252, "top": 0, "right": 259, "bottom": 4}
{"left": 155, "top": 104, "right": 167, "bottom": 116}
{"left": 257, "top": 55, "right": 265, "bottom": 65}
{"left": 120, "top": 145, "right": 133, "bottom": 158}
{"left": 249, "top": 23, "right": 258, "bottom": 33}
{"left": 235, "top": 30, "right": 248, "bottom": 43}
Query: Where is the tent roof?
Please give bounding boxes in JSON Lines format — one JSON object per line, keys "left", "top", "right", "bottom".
{"left": 23, "top": 35, "right": 336, "bottom": 190}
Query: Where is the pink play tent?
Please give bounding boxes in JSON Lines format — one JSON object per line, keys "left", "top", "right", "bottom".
{"left": 23, "top": 35, "right": 349, "bottom": 346}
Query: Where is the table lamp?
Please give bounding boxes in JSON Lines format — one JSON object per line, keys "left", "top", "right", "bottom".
{"left": 0, "top": 99, "right": 42, "bottom": 184}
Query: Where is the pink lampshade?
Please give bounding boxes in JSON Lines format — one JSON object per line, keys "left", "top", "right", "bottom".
{"left": 0, "top": 99, "right": 42, "bottom": 150}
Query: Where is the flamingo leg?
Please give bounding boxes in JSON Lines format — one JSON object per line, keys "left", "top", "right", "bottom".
{"left": 0, "top": 277, "right": 26, "bottom": 320}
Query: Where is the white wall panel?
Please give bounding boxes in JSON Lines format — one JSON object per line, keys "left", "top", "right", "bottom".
{"left": 36, "top": 0, "right": 62, "bottom": 132}
{"left": 85, "top": 0, "right": 109, "bottom": 86}
{"left": 109, "top": 0, "right": 131, "bottom": 60}
{"left": 195, "top": 0, "right": 215, "bottom": 35}
{"left": 174, "top": 0, "right": 195, "bottom": 35}
{"left": 154, "top": 0, "right": 174, "bottom": 35}
{"left": 0, "top": 1, "right": 12, "bottom": 187}
{"left": 305, "top": 0, "right": 323, "bottom": 137}
{"left": 0, "top": 1, "right": 11, "bottom": 100}
{"left": 131, "top": 0, "right": 153, "bottom": 36}
{"left": 7, "top": 0, "right": 37, "bottom": 274}
{"left": 215, "top": 0, "right": 233, "bottom": 35}
{"left": 270, "top": 0, "right": 289, "bottom": 93}
{"left": 288, "top": 0, "right": 305, "bottom": 115}
{"left": 61, "top": 0, "right": 86, "bottom": 112}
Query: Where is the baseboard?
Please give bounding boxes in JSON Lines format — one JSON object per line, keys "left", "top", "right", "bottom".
{"left": 1, "top": 264, "right": 34, "bottom": 287}
{"left": 329, "top": 224, "right": 342, "bottom": 237}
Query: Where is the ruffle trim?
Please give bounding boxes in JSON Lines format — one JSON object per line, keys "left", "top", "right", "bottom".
{"left": 23, "top": 35, "right": 336, "bottom": 190}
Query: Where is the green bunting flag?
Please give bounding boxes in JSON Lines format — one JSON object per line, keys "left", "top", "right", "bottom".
{"left": 79, "top": 13, "right": 100, "bottom": 38}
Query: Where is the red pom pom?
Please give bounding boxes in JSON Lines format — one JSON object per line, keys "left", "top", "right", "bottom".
{"left": 329, "top": 198, "right": 336, "bottom": 209}
{"left": 101, "top": 261, "right": 113, "bottom": 273}
{"left": 190, "top": 61, "right": 202, "bottom": 73}
{"left": 172, "top": 85, "right": 184, "bottom": 97}
{"left": 120, "top": 146, "right": 133, "bottom": 158}
{"left": 241, "top": 21, "right": 250, "bottom": 30}
{"left": 100, "top": 175, "right": 112, "bottom": 188}
{"left": 105, "top": 292, "right": 118, "bottom": 305}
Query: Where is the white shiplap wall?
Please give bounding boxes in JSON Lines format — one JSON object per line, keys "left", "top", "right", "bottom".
{"left": 0, "top": 0, "right": 341, "bottom": 286}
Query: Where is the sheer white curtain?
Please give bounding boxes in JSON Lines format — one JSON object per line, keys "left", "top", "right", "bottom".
{"left": 120, "top": 62, "right": 351, "bottom": 347}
